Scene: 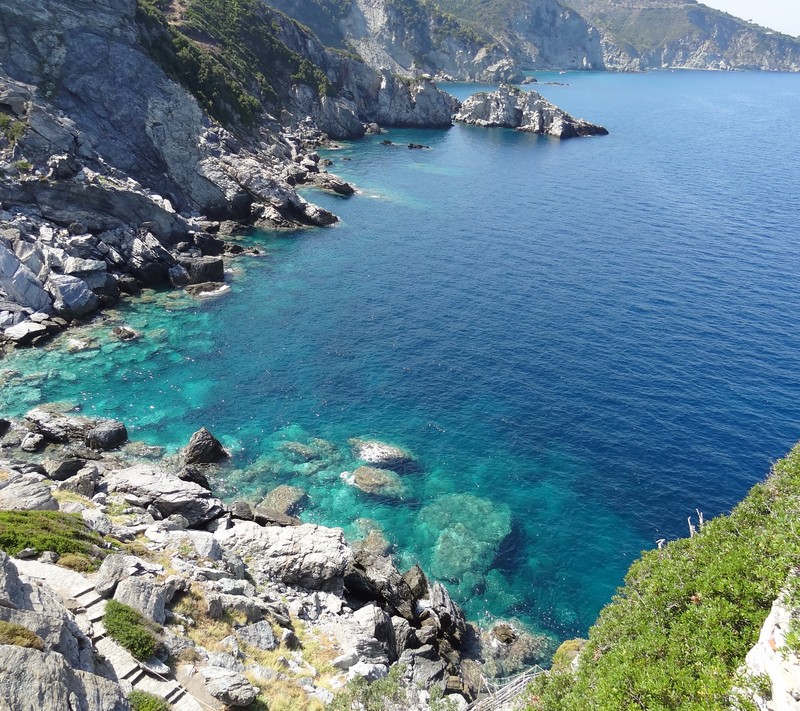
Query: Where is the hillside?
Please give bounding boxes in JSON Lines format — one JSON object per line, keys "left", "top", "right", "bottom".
{"left": 563, "top": 0, "right": 800, "bottom": 70}
{"left": 522, "top": 442, "right": 800, "bottom": 710}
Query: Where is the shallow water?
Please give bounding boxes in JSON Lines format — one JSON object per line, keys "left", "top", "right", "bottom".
{"left": 3, "top": 70, "right": 800, "bottom": 644}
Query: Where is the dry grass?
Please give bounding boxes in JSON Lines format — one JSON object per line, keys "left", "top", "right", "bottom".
{"left": 0, "top": 620, "right": 44, "bottom": 650}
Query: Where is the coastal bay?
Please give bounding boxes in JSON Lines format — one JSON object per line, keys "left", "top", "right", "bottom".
{"left": 3, "top": 69, "right": 799, "bottom": 649}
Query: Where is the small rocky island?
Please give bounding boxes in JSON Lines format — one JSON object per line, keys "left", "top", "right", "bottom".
{"left": 455, "top": 85, "right": 608, "bottom": 139}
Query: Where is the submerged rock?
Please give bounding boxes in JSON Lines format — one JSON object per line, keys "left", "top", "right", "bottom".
{"left": 350, "top": 466, "right": 403, "bottom": 496}
{"left": 455, "top": 85, "right": 608, "bottom": 138}
{"left": 350, "top": 438, "right": 416, "bottom": 470}
{"left": 258, "top": 484, "right": 308, "bottom": 516}
{"left": 417, "top": 493, "right": 511, "bottom": 585}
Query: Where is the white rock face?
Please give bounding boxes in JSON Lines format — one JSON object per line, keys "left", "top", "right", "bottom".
{"left": 214, "top": 521, "right": 351, "bottom": 593}
{"left": 103, "top": 464, "right": 225, "bottom": 525}
{"left": 742, "top": 590, "right": 800, "bottom": 710}
{"left": 0, "top": 240, "right": 52, "bottom": 312}
{"left": 455, "top": 85, "right": 608, "bottom": 139}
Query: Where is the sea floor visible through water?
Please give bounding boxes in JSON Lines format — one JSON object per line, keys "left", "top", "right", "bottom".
{"left": 2, "top": 70, "right": 800, "bottom": 648}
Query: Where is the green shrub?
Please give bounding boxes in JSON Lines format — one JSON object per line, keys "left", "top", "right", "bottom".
{"left": 525, "top": 443, "right": 800, "bottom": 710}
{"left": 0, "top": 510, "right": 104, "bottom": 558}
{"left": 128, "top": 690, "right": 171, "bottom": 711}
{"left": 103, "top": 600, "right": 158, "bottom": 661}
{"left": 0, "top": 620, "right": 44, "bottom": 650}
{"left": 0, "top": 113, "right": 26, "bottom": 144}
{"left": 329, "top": 663, "right": 406, "bottom": 710}
{"left": 14, "top": 159, "right": 32, "bottom": 173}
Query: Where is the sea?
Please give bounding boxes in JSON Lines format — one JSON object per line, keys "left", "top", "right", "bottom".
{"left": 2, "top": 69, "right": 799, "bottom": 649}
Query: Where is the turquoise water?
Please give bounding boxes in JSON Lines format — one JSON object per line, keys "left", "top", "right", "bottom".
{"left": 2, "top": 71, "right": 800, "bottom": 646}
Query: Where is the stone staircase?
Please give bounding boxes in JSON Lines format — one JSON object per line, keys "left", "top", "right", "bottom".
{"left": 14, "top": 559, "right": 209, "bottom": 711}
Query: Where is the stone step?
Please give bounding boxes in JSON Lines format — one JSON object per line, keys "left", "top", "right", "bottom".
{"left": 95, "top": 637, "right": 139, "bottom": 680}
{"left": 86, "top": 600, "right": 107, "bottom": 622}
{"left": 125, "top": 668, "right": 147, "bottom": 686}
{"left": 74, "top": 589, "right": 102, "bottom": 608}
{"left": 165, "top": 686, "right": 185, "bottom": 703}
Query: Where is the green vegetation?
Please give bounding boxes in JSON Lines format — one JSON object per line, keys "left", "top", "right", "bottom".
{"left": 136, "top": 0, "right": 333, "bottom": 127}
{"left": 128, "top": 690, "right": 172, "bottom": 711}
{"left": 0, "top": 620, "right": 44, "bottom": 650}
{"left": 13, "top": 159, "right": 32, "bottom": 173}
{"left": 0, "top": 112, "right": 26, "bottom": 144}
{"left": 524, "top": 443, "right": 800, "bottom": 710}
{"left": 329, "top": 663, "right": 406, "bottom": 710}
{"left": 0, "top": 510, "right": 104, "bottom": 558}
{"left": 549, "top": 638, "right": 586, "bottom": 672}
{"left": 103, "top": 600, "right": 159, "bottom": 661}
{"left": 56, "top": 552, "right": 95, "bottom": 573}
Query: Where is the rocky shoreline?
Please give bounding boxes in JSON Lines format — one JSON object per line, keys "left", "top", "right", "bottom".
{"left": 0, "top": 406, "right": 542, "bottom": 710}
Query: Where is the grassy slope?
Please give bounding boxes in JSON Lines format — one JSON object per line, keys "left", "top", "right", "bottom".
{"left": 525, "top": 443, "right": 800, "bottom": 710}
{"left": 135, "top": 0, "right": 333, "bottom": 127}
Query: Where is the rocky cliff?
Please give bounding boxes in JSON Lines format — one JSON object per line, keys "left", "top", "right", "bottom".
{"left": 302, "top": 0, "right": 800, "bottom": 76}
{"left": 564, "top": 0, "right": 800, "bottom": 71}
{"left": 0, "top": 0, "right": 461, "bottom": 341}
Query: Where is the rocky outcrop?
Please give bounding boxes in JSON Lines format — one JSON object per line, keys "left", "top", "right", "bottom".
{"left": 183, "top": 427, "right": 228, "bottom": 465}
{"left": 455, "top": 85, "right": 608, "bottom": 138}
{"left": 214, "top": 521, "right": 351, "bottom": 593}
{"left": 0, "top": 553, "right": 128, "bottom": 711}
{"left": 0, "top": 645, "right": 128, "bottom": 711}
{"left": 740, "top": 580, "right": 800, "bottom": 710}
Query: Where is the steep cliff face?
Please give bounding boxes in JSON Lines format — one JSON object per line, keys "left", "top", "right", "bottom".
{"left": 564, "top": 0, "right": 800, "bottom": 71}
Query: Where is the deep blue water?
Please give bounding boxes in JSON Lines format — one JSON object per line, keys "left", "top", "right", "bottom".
{"left": 3, "top": 70, "right": 800, "bottom": 646}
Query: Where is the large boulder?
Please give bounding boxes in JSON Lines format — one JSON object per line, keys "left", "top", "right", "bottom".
{"left": 0, "top": 473, "right": 58, "bottom": 511}
{"left": 113, "top": 576, "right": 166, "bottom": 624}
{"left": 24, "top": 407, "right": 95, "bottom": 444}
{"left": 103, "top": 464, "right": 225, "bottom": 526}
{"left": 344, "top": 548, "right": 416, "bottom": 621}
{"left": 235, "top": 620, "right": 277, "bottom": 651}
{"left": 183, "top": 427, "right": 228, "bottom": 464}
{"left": 0, "top": 240, "right": 52, "bottom": 312}
{"left": 177, "top": 256, "right": 225, "bottom": 284}
{"left": 0, "top": 645, "right": 128, "bottom": 711}
{"left": 258, "top": 485, "right": 307, "bottom": 516}
{"left": 199, "top": 666, "right": 258, "bottom": 707}
{"left": 84, "top": 420, "right": 128, "bottom": 450}
{"left": 348, "top": 466, "right": 403, "bottom": 496}
{"left": 349, "top": 438, "right": 416, "bottom": 471}
{"left": 45, "top": 274, "right": 100, "bottom": 318}
{"left": 214, "top": 521, "right": 351, "bottom": 593}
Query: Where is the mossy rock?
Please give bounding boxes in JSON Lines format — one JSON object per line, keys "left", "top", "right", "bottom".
{"left": 550, "top": 638, "right": 587, "bottom": 672}
{"left": 0, "top": 620, "right": 44, "bottom": 650}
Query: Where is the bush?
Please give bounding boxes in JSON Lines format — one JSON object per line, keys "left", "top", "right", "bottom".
{"left": 128, "top": 690, "right": 171, "bottom": 711}
{"left": 103, "top": 600, "right": 158, "bottom": 661}
{"left": 0, "top": 620, "right": 44, "bottom": 650}
{"left": 0, "top": 511, "right": 104, "bottom": 559}
{"left": 329, "top": 664, "right": 406, "bottom": 710}
{"left": 525, "top": 443, "right": 800, "bottom": 710}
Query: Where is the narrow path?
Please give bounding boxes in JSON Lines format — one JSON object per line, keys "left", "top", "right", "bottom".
{"left": 13, "top": 558, "right": 209, "bottom": 711}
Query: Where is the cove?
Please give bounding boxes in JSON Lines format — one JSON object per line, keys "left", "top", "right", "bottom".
{"left": 2, "top": 70, "right": 800, "bottom": 644}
